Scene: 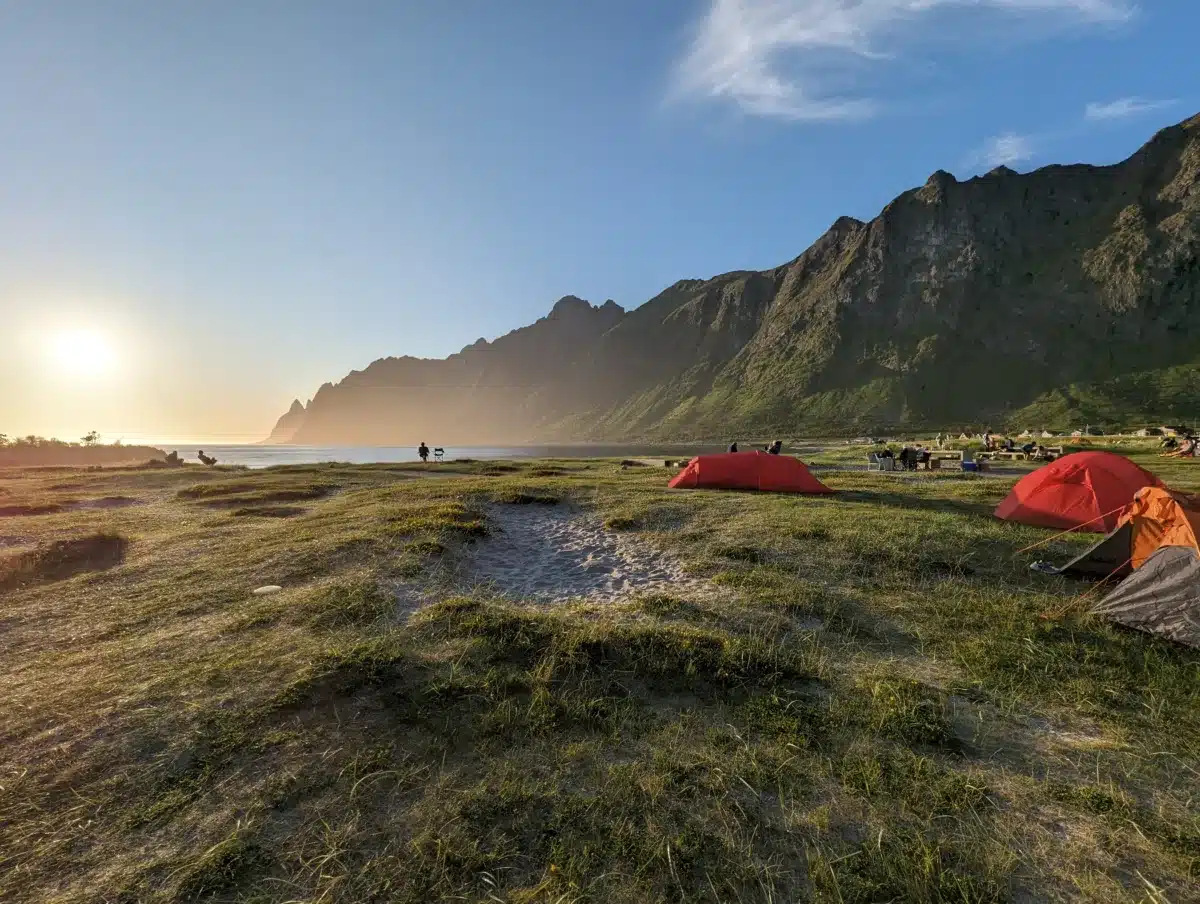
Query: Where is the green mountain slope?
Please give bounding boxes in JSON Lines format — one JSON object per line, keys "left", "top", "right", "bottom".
{"left": 278, "top": 113, "right": 1200, "bottom": 444}
{"left": 1008, "top": 361, "right": 1200, "bottom": 432}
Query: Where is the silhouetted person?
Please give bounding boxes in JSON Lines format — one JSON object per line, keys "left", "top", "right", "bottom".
{"left": 418, "top": 442, "right": 430, "bottom": 463}
{"left": 728, "top": 441, "right": 739, "bottom": 453}
{"left": 766, "top": 440, "right": 782, "bottom": 455}
{"left": 197, "top": 449, "right": 218, "bottom": 467}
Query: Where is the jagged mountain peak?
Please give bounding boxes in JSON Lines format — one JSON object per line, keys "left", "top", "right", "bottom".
{"left": 268, "top": 112, "right": 1200, "bottom": 444}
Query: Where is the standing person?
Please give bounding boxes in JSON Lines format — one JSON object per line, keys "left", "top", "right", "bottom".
{"left": 728, "top": 441, "right": 739, "bottom": 453}
{"left": 936, "top": 432, "right": 945, "bottom": 449}
{"left": 417, "top": 442, "right": 430, "bottom": 463}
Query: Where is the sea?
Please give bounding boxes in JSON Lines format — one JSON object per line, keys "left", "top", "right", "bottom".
{"left": 159, "top": 443, "right": 733, "bottom": 469}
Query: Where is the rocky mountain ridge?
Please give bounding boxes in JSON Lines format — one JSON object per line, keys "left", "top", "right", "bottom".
{"left": 267, "top": 113, "right": 1200, "bottom": 444}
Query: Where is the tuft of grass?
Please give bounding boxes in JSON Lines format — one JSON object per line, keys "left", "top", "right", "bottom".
{"left": 175, "top": 480, "right": 263, "bottom": 499}
{"left": 634, "top": 593, "right": 706, "bottom": 620}
{"left": 806, "top": 826, "right": 1012, "bottom": 904}
{"left": 173, "top": 832, "right": 270, "bottom": 901}
{"left": 0, "top": 503, "right": 64, "bottom": 517}
{"left": 405, "top": 538, "right": 445, "bottom": 557}
{"left": 492, "top": 490, "right": 560, "bottom": 506}
{"left": 304, "top": 579, "right": 395, "bottom": 628}
{"left": 231, "top": 505, "right": 306, "bottom": 518}
{"left": 604, "top": 514, "right": 641, "bottom": 530}
{"left": 178, "top": 478, "right": 335, "bottom": 506}
{"left": 856, "top": 678, "right": 955, "bottom": 748}
{"left": 714, "top": 543, "right": 765, "bottom": 563}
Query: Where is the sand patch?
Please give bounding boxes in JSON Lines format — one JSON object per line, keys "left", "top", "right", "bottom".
{"left": 463, "top": 504, "right": 709, "bottom": 604}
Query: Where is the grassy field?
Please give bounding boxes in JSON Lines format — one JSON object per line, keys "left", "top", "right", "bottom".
{"left": 1, "top": 451, "right": 1197, "bottom": 903}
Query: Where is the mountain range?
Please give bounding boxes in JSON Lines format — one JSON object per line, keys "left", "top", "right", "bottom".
{"left": 267, "top": 113, "right": 1200, "bottom": 445}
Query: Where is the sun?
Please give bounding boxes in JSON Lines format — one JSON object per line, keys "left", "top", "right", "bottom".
{"left": 47, "top": 329, "right": 118, "bottom": 376}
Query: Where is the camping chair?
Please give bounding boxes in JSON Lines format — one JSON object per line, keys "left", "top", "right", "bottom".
{"left": 433, "top": 447, "right": 445, "bottom": 462}
{"left": 868, "top": 452, "right": 895, "bottom": 472}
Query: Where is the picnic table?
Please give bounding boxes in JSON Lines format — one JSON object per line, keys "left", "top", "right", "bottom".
{"left": 989, "top": 450, "right": 1029, "bottom": 461}
{"left": 928, "top": 450, "right": 964, "bottom": 470}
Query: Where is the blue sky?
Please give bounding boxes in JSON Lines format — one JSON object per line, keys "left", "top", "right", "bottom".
{"left": 0, "top": 0, "right": 1195, "bottom": 441}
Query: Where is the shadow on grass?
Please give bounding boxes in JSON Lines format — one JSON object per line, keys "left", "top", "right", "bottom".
{"left": 0, "top": 533, "right": 127, "bottom": 591}
{"left": 836, "top": 489, "right": 999, "bottom": 520}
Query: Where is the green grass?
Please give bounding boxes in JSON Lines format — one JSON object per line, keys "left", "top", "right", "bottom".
{"left": 0, "top": 454, "right": 1197, "bottom": 902}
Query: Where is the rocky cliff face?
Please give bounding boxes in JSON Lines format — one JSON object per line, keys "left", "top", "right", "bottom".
{"left": 274, "top": 113, "right": 1200, "bottom": 443}
{"left": 264, "top": 399, "right": 309, "bottom": 444}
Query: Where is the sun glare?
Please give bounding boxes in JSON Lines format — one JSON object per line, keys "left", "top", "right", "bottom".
{"left": 47, "top": 329, "right": 118, "bottom": 376}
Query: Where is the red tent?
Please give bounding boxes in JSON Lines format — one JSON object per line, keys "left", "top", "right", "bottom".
{"left": 668, "top": 451, "right": 833, "bottom": 494}
{"left": 994, "top": 450, "right": 1163, "bottom": 532}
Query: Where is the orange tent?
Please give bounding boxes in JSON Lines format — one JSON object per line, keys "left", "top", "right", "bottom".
{"left": 994, "top": 451, "right": 1162, "bottom": 532}
{"left": 1046, "top": 487, "right": 1200, "bottom": 648}
{"left": 668, "top": 451, "right": 832, "bottom": 494}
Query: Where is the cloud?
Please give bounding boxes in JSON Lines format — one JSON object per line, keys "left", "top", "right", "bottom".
{"left": 1085, "top": 96, "right": 1175, "bottom": 120}
{"left": 673, "top": 0, "right": 1136, "bottom": 121}
{"left": 971, "top": 133, "right": 1036, "bottom": 168}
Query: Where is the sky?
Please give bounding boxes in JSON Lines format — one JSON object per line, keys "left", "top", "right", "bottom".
{"left": 0, "top": 0, "right": 1195, "bottom": 443}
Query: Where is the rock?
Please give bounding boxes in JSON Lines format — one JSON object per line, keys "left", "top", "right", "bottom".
{"left": 252, "top": 585, "right": 283, "bottom": 596}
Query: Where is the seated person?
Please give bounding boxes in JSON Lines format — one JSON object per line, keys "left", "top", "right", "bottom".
{"left": 917, "top": 446, "right": 932, "bottom": 468}
{"left": 766, "top": 439, "right": 783, "bottom": 455}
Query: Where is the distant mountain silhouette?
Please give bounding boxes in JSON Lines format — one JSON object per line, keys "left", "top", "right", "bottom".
{"left": 265, "top": 399, "right": 309, "bottom": 444}
{"left": 270, "top": 113, "right": 1200, "bottom": 443}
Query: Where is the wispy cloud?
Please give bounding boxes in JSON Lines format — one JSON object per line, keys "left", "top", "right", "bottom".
{"left": 971, "top": 133, "right": 1036, "bottom": 168}
{"left": 673, "top": 0, "right": 1135, "bottom": 121}
{"left": 1085, "top": 96, "right": 1175, "bottom": 120}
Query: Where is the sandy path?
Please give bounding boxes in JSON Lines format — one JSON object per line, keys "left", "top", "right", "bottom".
{"left": 464, "top": 505, "right": 708, "bottom": 604}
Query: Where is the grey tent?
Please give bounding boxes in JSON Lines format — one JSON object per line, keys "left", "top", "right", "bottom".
{"left": 1090, "top": 546, "right": 1200, "bottom": 648}
{"left": 1035, "top": 486, "right": 1200, "bottom": 649}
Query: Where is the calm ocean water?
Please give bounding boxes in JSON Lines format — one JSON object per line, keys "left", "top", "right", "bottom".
{"left": 161, "top": 444, "right": 731, "bottom": 469}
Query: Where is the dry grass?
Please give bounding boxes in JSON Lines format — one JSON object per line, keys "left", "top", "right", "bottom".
{"left": 0, "top": 454, "right": 1196, "bottom": 902}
